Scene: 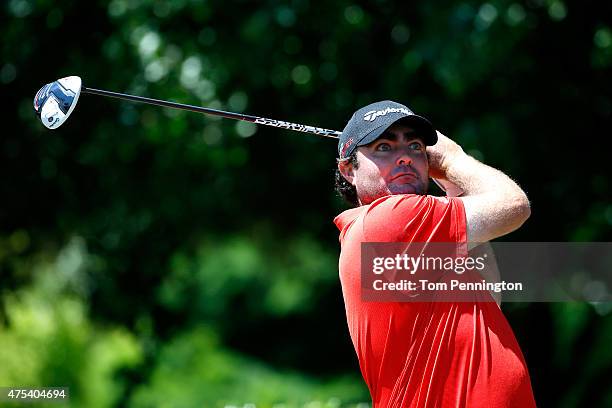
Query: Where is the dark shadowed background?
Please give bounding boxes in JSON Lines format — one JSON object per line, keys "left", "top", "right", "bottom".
{"left": 1, "top": 0, "right": 611, "bottom": 407}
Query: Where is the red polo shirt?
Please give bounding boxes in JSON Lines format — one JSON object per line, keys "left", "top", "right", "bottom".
{"left": 334, "top": 194, "right": 536, "bottom": 408}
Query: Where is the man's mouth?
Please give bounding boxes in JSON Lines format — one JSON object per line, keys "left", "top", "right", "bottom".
{"left": 390, "top": 172, "right": 417, "bottom": 182}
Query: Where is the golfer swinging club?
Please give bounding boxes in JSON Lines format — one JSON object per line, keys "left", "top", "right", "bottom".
{"left": 334, "top": 101, "right": 536, "bottom": 407}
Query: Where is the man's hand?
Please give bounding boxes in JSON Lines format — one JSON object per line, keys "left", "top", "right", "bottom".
{"left": 426, "top": 131, "right": 465, "bottom": 180}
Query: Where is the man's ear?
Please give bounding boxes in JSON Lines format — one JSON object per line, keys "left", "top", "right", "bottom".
{"left": 338, "top": 159, "right": 355, "bottom": 185}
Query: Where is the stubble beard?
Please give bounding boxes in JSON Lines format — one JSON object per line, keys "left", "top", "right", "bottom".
{"left": 388, "top": 178, "right": 428, "bottom": 196}
{"left": 357, "top": 178, "right": 428, "bottom": 205}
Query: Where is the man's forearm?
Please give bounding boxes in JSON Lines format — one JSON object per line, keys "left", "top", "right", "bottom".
{"left": 428, "top": 132, "right": 531, "bottom": 243}
{"left": 443, "top": 153, "right": 524, "bottom": 198}
{"left": 452, "top": 153, "right": 530, "bottom": 242}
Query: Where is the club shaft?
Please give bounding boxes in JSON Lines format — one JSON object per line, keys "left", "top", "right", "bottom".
{"left": 82, "top": 87, "right": 341, "bottom": 139}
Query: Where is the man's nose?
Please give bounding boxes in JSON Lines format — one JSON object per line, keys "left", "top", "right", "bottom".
{"left": 396, "top": 151, "right": 412, "bottom": 166}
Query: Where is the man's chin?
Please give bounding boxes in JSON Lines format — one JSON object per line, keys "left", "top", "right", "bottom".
{"left": 358, "top": 183, "right": 427, "bottom": 205}
{"left": 389, "top": 183, "right": 426, "bottom": 195}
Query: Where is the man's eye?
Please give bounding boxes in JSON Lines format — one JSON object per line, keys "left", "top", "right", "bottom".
{"left": 409, "top": 142, "right": 424, "bottom": 151}
{"left": 376, "top": 143, "right": 391, "bottom": 151}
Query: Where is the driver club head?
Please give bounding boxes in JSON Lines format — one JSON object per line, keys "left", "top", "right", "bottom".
{"left": 34, "top": 76, "right": 82, "bottom": 130}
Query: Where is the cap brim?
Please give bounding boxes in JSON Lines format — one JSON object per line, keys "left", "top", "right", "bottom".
{"left": 396, "top": 115, "right": 437, "bottom": 145}
{"left": 355, "top": 114, "right": 438, "bottom": 148}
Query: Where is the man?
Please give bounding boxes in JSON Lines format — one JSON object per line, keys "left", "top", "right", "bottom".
{"left": 334, "top": 101, "right": 536, "bottom": 407}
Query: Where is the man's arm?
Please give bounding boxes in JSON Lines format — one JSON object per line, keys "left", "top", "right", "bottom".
{"left": 427, "top": 131, "right": 531, "bottom": 245}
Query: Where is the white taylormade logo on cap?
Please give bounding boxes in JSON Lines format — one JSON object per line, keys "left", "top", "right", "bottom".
{"left": 363, "top": 107, "right": 410, "bottom": 122}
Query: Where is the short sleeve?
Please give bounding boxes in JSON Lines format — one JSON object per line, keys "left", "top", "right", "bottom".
{"left": 361, "top": 194, "right": 467, "bottom": 244}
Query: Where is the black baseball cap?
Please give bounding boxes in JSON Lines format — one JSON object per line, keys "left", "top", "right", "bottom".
{"left": 338, "top": 100, "right": 437, "bottom": 159}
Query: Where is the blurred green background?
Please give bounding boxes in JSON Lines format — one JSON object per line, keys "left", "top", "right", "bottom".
{"left": 1, "top": 0, "right": 611, "bottom": 407}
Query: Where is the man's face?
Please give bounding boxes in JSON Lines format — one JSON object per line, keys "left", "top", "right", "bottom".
{"left": 338, "top": 123, "right": 429, "bottom": 205}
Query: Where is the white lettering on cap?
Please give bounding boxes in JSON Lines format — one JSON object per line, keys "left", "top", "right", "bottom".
{"left": 363, "top": 107, "right": 411, "bottom": 122}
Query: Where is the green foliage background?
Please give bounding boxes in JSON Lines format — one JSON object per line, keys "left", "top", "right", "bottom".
{"left": 1, "top": 0, "right": 611, "bottom": 406}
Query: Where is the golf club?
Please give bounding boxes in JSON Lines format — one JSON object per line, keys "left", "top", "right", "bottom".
{"left": 33, "top": 76, "right": 342, "bottom": 138}
{"left": 33, "top": 76, "right": 452, "bottom": 192}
